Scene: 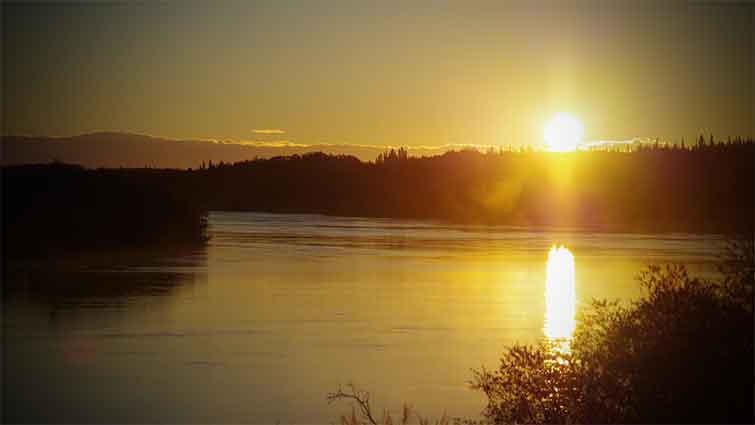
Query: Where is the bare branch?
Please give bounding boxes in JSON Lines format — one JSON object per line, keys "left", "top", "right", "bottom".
{"left": 327, "top": 383, "right": 379, "bottom": 425}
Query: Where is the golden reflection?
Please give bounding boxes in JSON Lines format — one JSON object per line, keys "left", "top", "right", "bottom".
{"left": 544, "top": 245, "right": 576, "bottom": 355}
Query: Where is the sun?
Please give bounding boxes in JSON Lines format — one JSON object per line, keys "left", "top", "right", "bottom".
{"left": 544, "top": 113, "right": 583, "bottom": 152}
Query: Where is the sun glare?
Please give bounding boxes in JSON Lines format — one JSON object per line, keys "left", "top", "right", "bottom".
{"left": 544, "top": 245, "right": 576, "bottom": 354}
{"left": 544, "top": 113, "right": 583, "bottom": 152}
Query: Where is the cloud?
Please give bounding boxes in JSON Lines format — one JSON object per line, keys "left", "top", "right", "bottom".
{"left": 252, "top": 129, "right": 286, "bottom": 135}
{"left": 237, "top": 140, "right": 309, "bottom": 148}
{"left": 578, "top": 137, "right": 662, "bottom": 150}
{"left": 290, "top": 141, "right": 497, "bottom": 152}
{"left": 207, "top": 137, "right": 501, "bottom": 156}
{"left": 579, "top": 139, "right": 635, "bottom": 149}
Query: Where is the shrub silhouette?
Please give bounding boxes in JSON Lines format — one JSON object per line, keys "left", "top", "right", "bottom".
{"left": 472, "top": 237, "right": 753, "bottom": 424}
{"left": 328, "top": 239, "right": 753, "bottom": 424}
{"left": 327, "top": 383, "right": 451, "bottom": 425}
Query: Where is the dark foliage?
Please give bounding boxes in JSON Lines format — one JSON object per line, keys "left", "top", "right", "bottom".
{"left": 327, "top": 383, "right": 452, "bottom": 425}
{"left": 3, "top": 162, "right": 208, "bottom": 258}
{"left": 472, "top": 236, "right": 754, "bottom": 424}
{"left": 194, "top": 140, "right": 753, "bottom": 233}
{"left": 4, "top": 139, "right": 753, "bottom": 258}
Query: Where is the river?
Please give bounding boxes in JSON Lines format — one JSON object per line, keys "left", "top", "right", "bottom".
{"left": 3, "top": 211, "right": 723, "bottom": 423}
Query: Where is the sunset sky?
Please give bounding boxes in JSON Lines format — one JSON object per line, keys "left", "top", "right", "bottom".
{"left": 3, "top": 1, "right": 752, "bottom": 149}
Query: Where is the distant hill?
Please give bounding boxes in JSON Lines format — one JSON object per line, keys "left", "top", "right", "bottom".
{"left": 1, "top": 132, "right": 471, "bottom": 168}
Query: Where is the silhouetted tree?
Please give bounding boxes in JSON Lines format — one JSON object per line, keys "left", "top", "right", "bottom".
{"left": 472, "top": 250, "right": 753, "bottom": 424}
{"left": 5, "top": 139, "right": 753, "bottom": 258}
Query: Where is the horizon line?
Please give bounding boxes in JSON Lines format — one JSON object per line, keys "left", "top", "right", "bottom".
{"left": 5, "top": 130, "right": 738, "bottom": 150}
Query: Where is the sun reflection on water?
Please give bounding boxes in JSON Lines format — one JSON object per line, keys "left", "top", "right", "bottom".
{"left": 544, "top": 245, "right": 576, "bottom": 355}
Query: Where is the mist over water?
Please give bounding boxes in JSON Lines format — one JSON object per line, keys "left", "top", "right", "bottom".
{"left": 4, "top": 212, "right": 723, "bottom": 423}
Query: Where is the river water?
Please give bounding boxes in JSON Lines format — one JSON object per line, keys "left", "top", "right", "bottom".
{"left": 3, "top": 212, "right": 723, "bottom": 423}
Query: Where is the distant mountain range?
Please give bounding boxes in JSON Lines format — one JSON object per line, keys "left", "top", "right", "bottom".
{"left": 1, "top": 132, "right": 488, "bottom": 169}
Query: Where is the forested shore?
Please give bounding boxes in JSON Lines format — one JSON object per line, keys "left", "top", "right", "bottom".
{"left": 4, "top": 139, "right": 753, "bottom": 258}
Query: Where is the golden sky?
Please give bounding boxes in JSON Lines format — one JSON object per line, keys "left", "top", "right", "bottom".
{"left": 3, "top": 1, "right": 753, "bottom": 149}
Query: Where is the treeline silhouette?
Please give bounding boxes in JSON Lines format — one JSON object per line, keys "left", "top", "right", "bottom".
{"left": 4, "top": 162, "right": 207, "bottom": 258}
{"left": 4, "top": 138, "right": 753, "bottom": 257}
{"left": 194, "top": 138, "right": 753, "bottom": 233}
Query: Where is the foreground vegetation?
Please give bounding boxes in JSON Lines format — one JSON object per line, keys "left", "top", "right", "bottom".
{"left": 330, "top": 237, "right": 754, "bottom": 424}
